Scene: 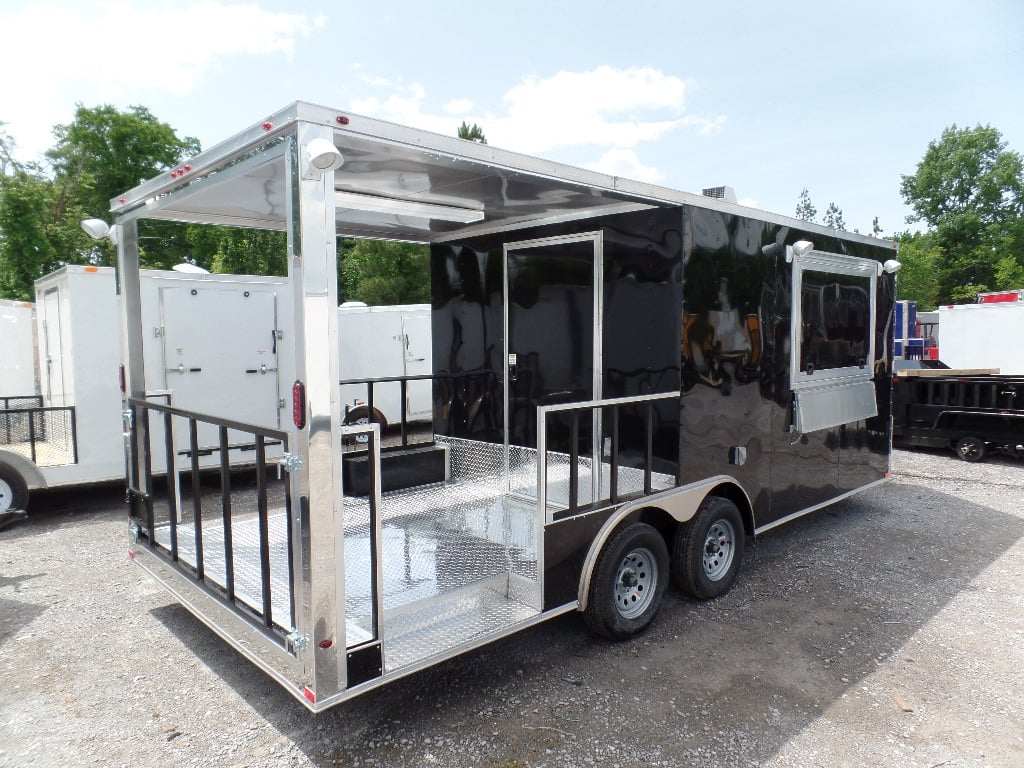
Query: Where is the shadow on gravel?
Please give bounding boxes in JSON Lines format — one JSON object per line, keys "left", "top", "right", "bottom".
{"left": 149, "top": 481, "right": 1024, "bottom": 767}
{"left": 0, "top": 482, "right": 125, "bottom": 542}
{"left": 0, "top": 594, "right": 47, "bottom": 651}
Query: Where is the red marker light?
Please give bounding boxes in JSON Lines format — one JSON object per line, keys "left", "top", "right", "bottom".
{"left": 262, "top": 121, "right": 274, "bottom": 131}
{"left": 318, "top": 639, "right": 334, "bottom": 649}
{"left": 303, "top": 687, "right": 316, "bottom": 703}
{"left": 292, "top": 380, "right": 306, "bottom": 429}
{"left": 336, "top": 115, "right": 350, "bottom": 125}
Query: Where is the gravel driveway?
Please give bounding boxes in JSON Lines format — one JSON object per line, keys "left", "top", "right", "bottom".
{"left": 1, "top": 447, "right": 1022, "bottom": 768}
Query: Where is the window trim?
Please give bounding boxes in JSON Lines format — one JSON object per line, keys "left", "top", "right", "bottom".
{"left": 789, "top": 248, "right": 881, "bottom": 392}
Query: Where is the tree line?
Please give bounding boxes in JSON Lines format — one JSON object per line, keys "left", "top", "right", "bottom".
{"left": 795, "top": 125, "right": 1024, "bottom": 309}
{"left": 2, "top": 105, "right": 1022, "bottom": 311}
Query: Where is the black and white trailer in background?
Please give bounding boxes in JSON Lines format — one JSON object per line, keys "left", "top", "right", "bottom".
{"left": 0, "top": 265, "right": 292, "bottom": 515}
{"left": 110, "top": 101, "right": 900, "bottom": 712}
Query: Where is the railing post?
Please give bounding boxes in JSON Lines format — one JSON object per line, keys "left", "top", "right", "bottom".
{"left": 644, "top": 401, "right": 653, "bottom": 495}
{"left": 255, "top": 435, "right": 273, "bottom": 628}
{"left": 400, "top": 378, "right": 408, "bottom": 447}
{"left": 163, "top": 412, "right": 178, "bottom": 561}
{"left": 568, "top": 411, "right": 579, "bottom": 514}
{"left": 218, "top": 425, "right": 236, "bottom": 602}
{"left": 189, "top": 418, "right": 204, "bottom": 581}
{"left": 610, "top": 406, "right": 619, "bottom": 504}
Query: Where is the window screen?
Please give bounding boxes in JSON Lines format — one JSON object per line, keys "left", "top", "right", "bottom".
{"left": 799, "top": 271, "right": 872, "bottom": 375}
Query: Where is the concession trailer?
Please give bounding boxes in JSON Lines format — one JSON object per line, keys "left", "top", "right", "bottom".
{"left": 108, "top": 101, "right": 900, "bottom": 711}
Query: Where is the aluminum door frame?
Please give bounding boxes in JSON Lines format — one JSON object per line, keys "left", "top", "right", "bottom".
{"left": 502, "top": 231, "right": 604, "bottom": 500}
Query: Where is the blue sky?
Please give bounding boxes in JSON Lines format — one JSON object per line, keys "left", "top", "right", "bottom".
{"left": 2, "top": 1, "right": 1022, "bottom": 237}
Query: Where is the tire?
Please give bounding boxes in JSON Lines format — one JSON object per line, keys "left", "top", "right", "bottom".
{"left": 955, "top": 436, "right": 985, "bottom": 463}
{"left": 673, "top": 496, "right": 744, "bottom": 600}
{"left": 584, "top": 522, "right": 669, "bottom": 640}
{"left": 343, "top": 406, "right": 388, "bottom": 432}
{"left": 0, "top": 464, "right": 29, "bottom": 514}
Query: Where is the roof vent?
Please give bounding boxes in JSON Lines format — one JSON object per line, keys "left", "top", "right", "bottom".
{"left": 702, "top": 185, "right": 737, "bottom": 204}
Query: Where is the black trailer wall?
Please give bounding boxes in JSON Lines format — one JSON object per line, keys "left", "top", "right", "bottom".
{"left": 677, "top": 205, "right": 896, "bottom": 527}
{"left": 430, "top": 206, "right": 684, "bottom": 477}
{"left": 430, "top": 203, "right": 896, "bottom": 532}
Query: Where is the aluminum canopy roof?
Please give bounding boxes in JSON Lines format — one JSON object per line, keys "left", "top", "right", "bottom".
{"left": 110, "top": 101, "right": 891, "bottom": 248}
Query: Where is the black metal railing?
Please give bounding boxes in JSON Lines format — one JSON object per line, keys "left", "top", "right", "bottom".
{"left": 0, "top": 398, "right": 78, "bottom": 467}
{"left": 537, "top": 392, "right": 679, "bottom": 519}
{"left": 340, "top": 370, "right": 498, "bottom": 448}
{"left": 127, "top": 397, "right": 294, "bottom": 643}
{"left": 340, "top": 373, "right": 433, "bottom": 448}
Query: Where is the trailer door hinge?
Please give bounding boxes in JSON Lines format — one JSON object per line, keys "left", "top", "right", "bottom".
{"left": 154, "top": 327, "right": 164, "bottom": 338}
{"left": 122, "top": 409, "right": 134, "bottom": 428}
{"left": 285, "top": 631, "right": 307, "bottom": 655}
{"left": 278, "top": 452, "right": 303, "bottom": 473}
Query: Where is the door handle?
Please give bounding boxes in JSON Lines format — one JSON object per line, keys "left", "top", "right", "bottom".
{"left": 166, "top": 364, "right": 202, "bottom": 374}
{"left": 245, "top": 364, "right": 278, "bottom": 375}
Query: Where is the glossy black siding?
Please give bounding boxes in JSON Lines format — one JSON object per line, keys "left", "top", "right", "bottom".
{"left": 430, "top": 203, "right": 896, "bottom": 609}
{"left": 677, "top": 205, "right": 896, "bottom": 528}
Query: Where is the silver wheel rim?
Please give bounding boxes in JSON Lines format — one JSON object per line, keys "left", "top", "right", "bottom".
{"left": 614, "top": 547, "right": 658, "bottom": 619}
{"left": 703, "top": 519, "right": 736, "bottom": 581}
{"left": 0, "top": 478, "right": 13, "bottom": 514}
{"left": 958, "top": 439, "right": 981, "bottom": 460}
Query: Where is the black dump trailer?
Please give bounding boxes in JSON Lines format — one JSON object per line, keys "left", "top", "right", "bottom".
{"left": 892, "top": 367, "right": 1024, "bottom": 461}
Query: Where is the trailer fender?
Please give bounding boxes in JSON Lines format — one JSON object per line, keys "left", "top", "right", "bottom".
{"left": 577, "top": 475, "right": 752, "bottom": 611}
{"left": 0, "top": 449, "right": 46, "bottom": 490}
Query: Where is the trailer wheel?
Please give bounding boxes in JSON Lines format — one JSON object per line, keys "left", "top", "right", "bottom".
{"left": 0, "top": 464, "right": 29, "bottom": 514}
{"left": 343, "top": 406, "right": 389, "bottom": 432}
{"left": 584, "top": 522, "right": 669, "bottom": 640}
{"left": 955, "top": 436, "right": 986, "bottom": 463}
{"left": 673, "top": 496, "right": 744, "bottom": 600}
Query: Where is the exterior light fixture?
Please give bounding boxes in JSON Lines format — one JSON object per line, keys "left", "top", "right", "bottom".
{"left": 81, "top": 218, "right": 119, "bottom": 244}
{"left": 305, "top": 138, "right": 344, "bottom": 175}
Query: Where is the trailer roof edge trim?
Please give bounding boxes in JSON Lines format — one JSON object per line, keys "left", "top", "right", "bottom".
{"left": 108, "top": 100, "right": 894, "bottom": 249}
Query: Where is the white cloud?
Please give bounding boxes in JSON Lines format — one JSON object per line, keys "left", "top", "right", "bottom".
{"left": 348, "top": 66, "right": 725, "bottom": 160}
{"left": 0, "top": 1, "right": 323, "bottom": 161}
{"left": 492, "top": 67, "right": 687, "bottom": 153}
{"left": 444, "top": 99, "right": 473, "bottom": 115}
{"left": 585, "top": 149, "right": 664, "bottom": 183}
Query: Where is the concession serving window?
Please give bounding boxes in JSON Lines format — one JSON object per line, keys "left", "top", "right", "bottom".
{"left": 787, "top": 242, "right": 882, "bottom": 434}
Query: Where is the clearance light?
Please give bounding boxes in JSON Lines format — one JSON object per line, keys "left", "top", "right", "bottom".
{"left": 303, "top": 686, "right": 316, "bottom": 704}
{"left": 292, "top": 381, "right": 306, "bottom": 429}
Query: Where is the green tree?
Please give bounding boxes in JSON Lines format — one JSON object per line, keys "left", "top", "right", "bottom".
{"left": 795, "top": 188, "right": 816, "bottom": 222}
{"left": 900, "top": 124, "right": 1024, "bottom": 301}
{"left": 893, "top": 231, "right": 941, "bottom": 310}
{"left": 822, "top": 202, "right": 846, "bottom": 230}
{"left": 457, "top": 122, "right": 487, "bottom": 144}
{"left": 47, "top": 104, "right": 201, "bottom": 269}
{"left": 339, "top": 239, "right": 430, "bottom": 305}
{"left": 185, "top": 225, "right": 287, "bottom": 276}
{"left": 0, "top": 169, "right": 59, "bottom": 300}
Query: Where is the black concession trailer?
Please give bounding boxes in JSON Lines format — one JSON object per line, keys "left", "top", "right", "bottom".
{"left": 110, "top": 102, "right": 900, "bottom": 711}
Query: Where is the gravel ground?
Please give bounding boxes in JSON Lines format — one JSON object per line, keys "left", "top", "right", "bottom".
{"left": 1, "top": 447, "right": 1022, "bottom": 768}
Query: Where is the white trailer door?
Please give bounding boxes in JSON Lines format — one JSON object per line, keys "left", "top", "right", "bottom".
{"left": 41, "top": 288, "right": 67, "bottom": 406}
{"left": 401, "top": 311, "right": 432, "bottom": 420}
{"left": 159, "top": 285, "right": 283, "bottom": 432}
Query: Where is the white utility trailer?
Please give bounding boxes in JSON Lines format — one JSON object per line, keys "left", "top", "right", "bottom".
{"left": 937, "top": 300, "right": 1024, "bottom": 374}
{"left": 0, "top": 299, "right": 37, "bottom": 398}
{"left": 112, "top": 101, "right": 898, "bottom": 712}
{"left": 0, "top": 265, "right": 292, "bottom": 514}
{"left": 338, "top": 302, "right": 432, "bottom": 429}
